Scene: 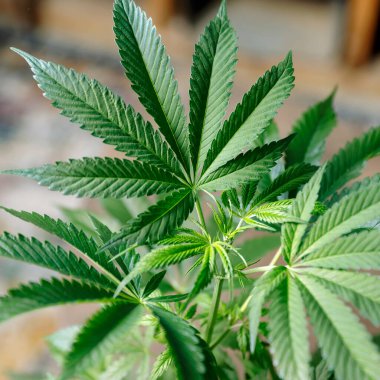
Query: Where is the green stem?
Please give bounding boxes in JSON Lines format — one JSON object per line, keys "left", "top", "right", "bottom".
{"left": 269, "top": 247, "right": 282, "bottom": 266}
{"left": 210, "top": 328, "right": 230, "bottom": 349}
{"left": 206, "top": 277, "right": 224, "bottom": 343}
{"left": 195, "top": 195, "right": 207, "bottom": 230}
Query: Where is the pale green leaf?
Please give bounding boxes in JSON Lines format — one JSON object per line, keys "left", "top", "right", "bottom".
{"left": 268, "top": 275, "right": 310, "bottom": 380}
{"left": 301, "top": 183, "right": 380, "bottom": 256}
{"left": 62, "top": 303, "right": 143, "bottom": 379}
{"left": 298, "top": 274, "right": 380, "bottom": 380}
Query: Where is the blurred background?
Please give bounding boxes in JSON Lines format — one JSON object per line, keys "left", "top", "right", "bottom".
{"left": 0, "top": 0, "right": 380, "bottom": 378}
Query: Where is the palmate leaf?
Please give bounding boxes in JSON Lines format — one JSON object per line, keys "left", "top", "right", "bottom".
{"left": 319, "top": 126, "right": 380, "bottom": 199}
{"left": 114, "top": 0, "right": 189, "bottom": 170}
{"left": 5, "top": 157, "right": 185, "bottom": 198}
{"left": 0, "top": 233, "right": 111, "bottom": 287}
{"left": 189, "top": 0, "right": 237, "bottom": 171}
{"left": 282, "top": 166, "right": 325, "bottom": 264}
{"left": 297, "top": 274, "right": 380, "bottom": 380}
{"left": 301, "top": 268, "right": 380, "bottom": 326}
{"left": 150, "top": 305, "right": 218, "bottom": 380}
{"left": 201, "top": 52, "right": 294, "bottom": 176}
{"left": 0, "top": 278, "right": 113, "bottom": 323}
{"left": 62, "top": 302, "right": 143, "bottom": 379}
{"left": 248, "top": 266, "right": 287, "bottom": 352}
{"left": 1, "top": 208, "right": 122, "bottom": 280}
{"left": 298, "top": 230, "right": 380, "bottom": 269}
{"left": 199, "top": 137, "right": 292, "bottom": 191}
{"left": 107, "top": 188, "right": 195, "bottom": 247}
{"left": 268, "top": 274, "right": 309, "bottom": 380}
{"left": 286, "top": 91, "right": 336, "bottom": 166}
{"left": 300, "top": 183, "right": 380, "bottom": 256}
{"left": 11, "top": 49, "right": 183, "bottom": 178}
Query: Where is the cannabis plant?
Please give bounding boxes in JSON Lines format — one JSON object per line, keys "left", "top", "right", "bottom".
{"left": 1, "top": 0, "right": 380, "bottom": 379}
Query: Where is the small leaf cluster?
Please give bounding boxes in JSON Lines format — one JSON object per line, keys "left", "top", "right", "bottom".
{"left": 1, "top": 0, "right": 380, "bottom": 379}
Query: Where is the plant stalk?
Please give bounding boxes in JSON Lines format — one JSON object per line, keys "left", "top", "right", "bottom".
{"left": 195, "top": 195, "right": 207, "bottom": 230}
{"left": 205, "top": 277, "right": 224, "bottom": 343}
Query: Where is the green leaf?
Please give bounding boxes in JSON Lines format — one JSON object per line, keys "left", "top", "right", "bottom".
{"left": 107, "top": 189, "right": 195, "bottom": 247}
{"left": 199, "top": 137, "right": 292, "bottom": 192}
{"left": 286, "top": 91, "right": 336, "bottom": 166}
{"left": 268, "top": 275, "right": 310, "bottom": 380}
{"left": 62, "top": 303, "right": 143, "bottom": 379}
{"left": 189, "top": 2, "right": 237, "bottom": 170}
{"left": 237, "top": 234, "right": 280, "bottom": 265}
{"left": 202, "top": 52, "right": 294, "bottom": 176}
{"left": 11, "top": 48, "right": 182, "bottom": 177}
{"left": 150, "top": 305, "right": 218, "bottom": 380}
{"left": 114, "top": 0, "right": 189, "bottom": 170}
{"left": 148, "top": 294, "right": 189, "bottom": 303}
{"left": 143, "top": 270, "right": 166, "bottom": 298}
{"left": 250, "top": 163, "right": 317, "bottom": 208}
{"left": 150, "top": 349, "right": 173, "bottom": 380}
{"left": 300, "top": 267, "right": 380, "bottom": 326}
{"left": 299, "top": 230, "right": 380, "bottom": 270}
{"left": 0, "top": 278, "right": 113, "bottom": 323}
{"left": 282, "top": 165, "right": 325, "bottom": 264}
{"left": 297, "top": 274, "right": 380, "bottom": 380}
{"left": 249, "top": 200, "right": 303, "bottom": 224}
{"left": 248, "top": 266, "right": 287, "bottom": 352}
{"left": 5, "top": 157, "right": 185, "bottom": 198}
{"left": 300, "top": 183, "right": 380, "bottom": 256}
{"left": 0, "top": 233, "right": 111, "bottom": 287}
{"left": 2, "top": 208, "right": 122, "bottom": 280}
{"left": 319, "top": 126, "right": 380, "bottom": 199}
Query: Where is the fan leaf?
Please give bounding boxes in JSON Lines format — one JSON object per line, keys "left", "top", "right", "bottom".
{"left": 0, "top": 278, "right": 113, "bottom": 323}
{"left": 202, "top": 52, "right": 294, "bottom": 176}
{"left": 5, "top": 157, "right": 185, "bottom": 198}
{"left": 11, "top": 48, "right": 183, "bottom": 178}
{"left": 297, "top": 274, "right": 380, "bottom": 380}
{"left": 114, "top": 0, "right": 189, "bottom": 170}
{"left": 107, "top": 189, "right": 195, "bottom": 247}
{"left": 189, "top": 2, "right": 237, "bottom": 170}
{"left": 199, "top": 137, "right": 292, "bottom": 192}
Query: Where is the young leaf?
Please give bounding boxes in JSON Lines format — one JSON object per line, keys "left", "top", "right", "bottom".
{"left": 248, "top": 266, "right": 287, "bottom": 352}
{"left": 199, "top": 137, "right": 292, "bottom": 191}
{"left": 297, "top": 274, "right": 380, "bottom": 380}
{"left": 282, "top": 165, "right": 325, "bottom": 264}
{"left": 286, "top": 91, "right": 336, "bottom": 166}
{"left": 319, "top": 126, "right": 380, "bottom": 199}
{"left": 189, "top": 1, "right": 237, "bottom": 170}
{"left": 150, "top": 305, "right": 218, "bottom": 380}
{"left": 0, "top": 233, "right": 111, "bottom": 287}
{"left": 202, "top": 52, "right": 294, "bottom": 176}
{"left": 107, "top": 188, "right": 195, "bottom": 247}
{"left": 2, "top": 208, "right": 122, "bottom": 280}
{"left": 298, "top": 230, "right": 380, "bottom": 270}
{"left": 300, "top": 183, "right": 380, "bottom": 256}
{"left": 62, "top": 303, "right": 143, "bottom": 379}
{"left": 114, "top": 0, "right": 189, "bottom": 170}
{"left": 250, "top": 163, "right": 317, "bottom": 208}
{"left": 4, "top": 158, "right": 185, "bottom": 198}
{"left": 249, "top": 200, "right": 302, "bottom": 224}
{"left": 143, "top": 270, "right": 166, "bottom": 298}
{"left": 11, "top": 48, "right": 182, "bottom": 177}
{"left": 0, "top": 278, "right": 114, "bottom": 323}
{"left": 301, "top": 267, "right": 380, "bottom": 326}
{"left": 268, "top": 275, "right": 310, "bottom": 380}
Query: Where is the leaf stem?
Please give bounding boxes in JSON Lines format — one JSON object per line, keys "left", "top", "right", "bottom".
{"left": 195, "top": 195, "right": 207, "bottom": 230}
{"left": 205, "top": 277, "right": 224, "bottom": 343}
{"left": 210, "top": 328, "right": 230, "bottom": 349}
{"left": 269, "top": 247, "right": 282, "bottom": 266}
